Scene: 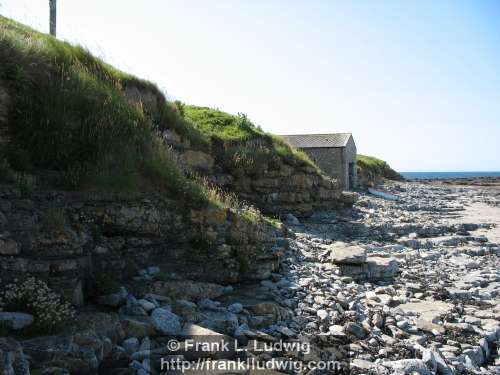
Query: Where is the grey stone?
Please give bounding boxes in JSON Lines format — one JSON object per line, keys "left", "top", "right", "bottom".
{"left": 317, "top": 309, "right": 328, "bottom": 320}
{"left": 122, "top": 337, "right": 139, "bottom": 355}
{"left": 479, "top": 337, "right": 490, "bottom": 359}
{"left": 120, "top": 317, "right": 153, "bottom": 339}
{"left": 329, "top": 325, "right": 347, "bottom": 338}
{"left": 151, "top": 308, "right": 182, "bottom": 335}
{"left": 227, "top": 303, "right": 243, "bottom": 314}
{"left": 433, "top": 350, "right": 454, "bottom": 375}
{"left": 384, "top": 359, "right": 432, "bottom": 375}
{"left": 197, "top": 298, "right": 219, "bottom": 310}
{"left": 422, "top": 349, "right": 437, "bottom": 373}
{"left": 345, "top": 322, "right": 367, "bottom": 339}
{"left": 147, "top": 266, "right": 160, "bottom": 275}
{"left": 462, "top": 345, "right": 485, "bottom": 366}
{"left": 137, "top": 299, "right": 155, "bottom": 312}
{"left": 199, "top": 310, "right": 238, "bottom": 335}
{"left": 329, "top": 242, "right": 367, "bottom": 264}
{"left": 0, "top": 312, "right": 34, "bottom": 330}
{"left": 284, "top": 213, "right": 301, "bottom": 225}
{"left": 399, "top": 301, "right": 452, "bottom": 323}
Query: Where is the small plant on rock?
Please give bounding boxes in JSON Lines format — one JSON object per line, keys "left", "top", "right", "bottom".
{"left": 94, "top": 273, "right": 121, "bottom": 295}
{"left": 41, "top": 206, "right": 66, "bottom": 233}
{"left": 0, "top": 277, "right": 75, "bottom": 334}
{"left": 152, "top": 271, "right": 169, "bottom": 282}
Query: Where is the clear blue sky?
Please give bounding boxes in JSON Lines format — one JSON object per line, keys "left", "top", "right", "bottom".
{"left": 2, "top": 0, "right": 499, "bottom": 172}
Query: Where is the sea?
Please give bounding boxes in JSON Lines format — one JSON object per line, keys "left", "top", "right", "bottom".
{"left": 401, "top": 171, "right": 500, "bottom": 180}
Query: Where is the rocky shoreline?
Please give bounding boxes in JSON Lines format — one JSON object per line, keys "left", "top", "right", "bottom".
{"left": 1, "top": 180, "right": 499, "bottom": 374}
{"left": 277, "top": 181, "right": 499, "bottom": 374}
{"left": 409, "top": 176, "right": 500, "bottom": 188}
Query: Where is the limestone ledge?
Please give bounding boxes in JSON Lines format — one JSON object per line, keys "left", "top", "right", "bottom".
{"left": 0, "top": 186, "right": 283, "bottom": 306}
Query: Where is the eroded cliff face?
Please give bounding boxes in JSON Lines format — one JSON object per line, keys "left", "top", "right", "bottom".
{"left": 167, "top": 132, "right": 347, "bottom": 217}
{"left": 0, "top": 186, "right": 282, "bottom": 306}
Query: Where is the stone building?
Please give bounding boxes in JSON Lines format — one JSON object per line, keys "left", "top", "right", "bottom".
{"left": 281, "top": 133, "right": 357, "bottom": 190}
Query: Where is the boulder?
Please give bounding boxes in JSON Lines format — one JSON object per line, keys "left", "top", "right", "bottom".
{"left": 150, "top": 308, "right": 182, "bottom": 335}
{"left": 416, "top": 319, "right": 446, "bottom": 335}
{"left": 137, "top": 299, "right": 156, "bottom": 312}
{"left": 227, "top": 303, "right": 243, "bottom": 314}
{"left": 199, "top": 310, "right": 239, "bottom": 335}
{"left": 345, "top": 322, "right": 367, "bottom": 339}
{"left": 21, "top": 330, "right": 111, "bottom": 373}
{"left": 0, "top": 312, "right": 34, "bottom": 330}
{"left": 329, "top": 242, "right": 367, "bottom": 264}
{"left": 172, "top": 299, "right": 206, "bottom": 323}
{"left": 122, "top": 337, "right": 139, "bottom": 355}
{"left": 336, "top": 257, "right": 399, "bottom": 281}
{"left": 366, "top": 257, "right": 399, "bottom": 279}
{"left": 384, "top": 359, "right": 432, "bottom": 375}
{"left": 352, "top": 359, "right": 388, "bottom": 374}
{"left": 120, "top": 317, "right": 154, "bottom": 339}
{"left": 399, "top": 301, "right": 452, "bottom": 323}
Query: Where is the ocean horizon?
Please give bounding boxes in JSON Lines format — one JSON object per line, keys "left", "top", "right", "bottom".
{"left": 401, "top": 171, "right": 500, "bottom": 180}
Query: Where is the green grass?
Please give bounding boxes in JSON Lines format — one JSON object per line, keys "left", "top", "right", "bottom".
{"left": 184, "top": 106, "right": 266, "bottom": 141}
{"left": 0, "top": 15, "right": 327, "bottom": 238}
{"left": 0, "top": 16, "right": 322, "bottom": 197}
{"left": 0, "top": 16, "right": 209, "bottom": 203}
{"left": 41, "top": 206, "right": 66, "bottom": 233}
{"left": 184, "top": 105, "right": 321, "bottom": 175}
{"left": 357, "top": 154, "right": 404, "bottom": 181}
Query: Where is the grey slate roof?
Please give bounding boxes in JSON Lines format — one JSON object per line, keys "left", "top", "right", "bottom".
{"left": 280, "top": 133, "right": 352, "bottom": 148}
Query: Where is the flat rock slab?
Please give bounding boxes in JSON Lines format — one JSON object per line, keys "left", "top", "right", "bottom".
{"left": 449, "top": 256, "right": 480, "bottom": 269}
{"left": 0, "top": 312, "right": 34, "bottom": 330}
{"left": 329, "top": 242, "right": 367, "bottom": 264}
{"left": 336, "top": 256, "right": 399, "bottom": 281}
{"left": 399, "top": 301, "right": 452, "bottom": 323}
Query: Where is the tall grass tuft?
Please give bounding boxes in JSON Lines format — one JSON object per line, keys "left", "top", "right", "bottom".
{"left": 0, "top": 16, "right": 211, "bottom": 203}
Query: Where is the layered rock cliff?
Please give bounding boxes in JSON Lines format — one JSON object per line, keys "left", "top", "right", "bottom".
{"left": 0, "top": 186, "right": 283, "bottom": 306}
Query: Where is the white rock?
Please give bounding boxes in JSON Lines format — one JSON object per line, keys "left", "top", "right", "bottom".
{"left": 0, "top": 312, "right": 34, "bottom": 330}
{"left": 317, "top": 309, "right": 328, "bottom": 320}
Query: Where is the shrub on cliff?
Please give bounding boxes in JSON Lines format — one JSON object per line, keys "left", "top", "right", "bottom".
{"left": 0, "top": 277, "right": 75, "bottom": 334}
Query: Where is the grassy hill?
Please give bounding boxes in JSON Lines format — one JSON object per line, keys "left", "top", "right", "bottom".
{"left": 183, "top": 105, "right": 320, "bottom": 177}
{"left": 0, "top": 16, "right": 209, "bottom": 198}
{"left": 0, "top": 15, "right": 327, "bottom": 214}
{"left": 357, "top": 154, "right": 404, "bottom": 182}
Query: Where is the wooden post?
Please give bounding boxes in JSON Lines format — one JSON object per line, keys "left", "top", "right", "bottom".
{"left": 49, "top": 0, "right": 57, "bottom": 36}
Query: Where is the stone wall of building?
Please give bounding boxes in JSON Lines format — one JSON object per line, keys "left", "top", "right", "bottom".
{"left": 344, "top": 136, "right": 357, "bottom": 189}
{"left": 299, "top": 147, "right": 345, "bottom": 188}
{"left": 0, "top": 186, "right": 283, "bottom": 306}
{"left": 292, "top": 136, "right": 357, "bottom": 191}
